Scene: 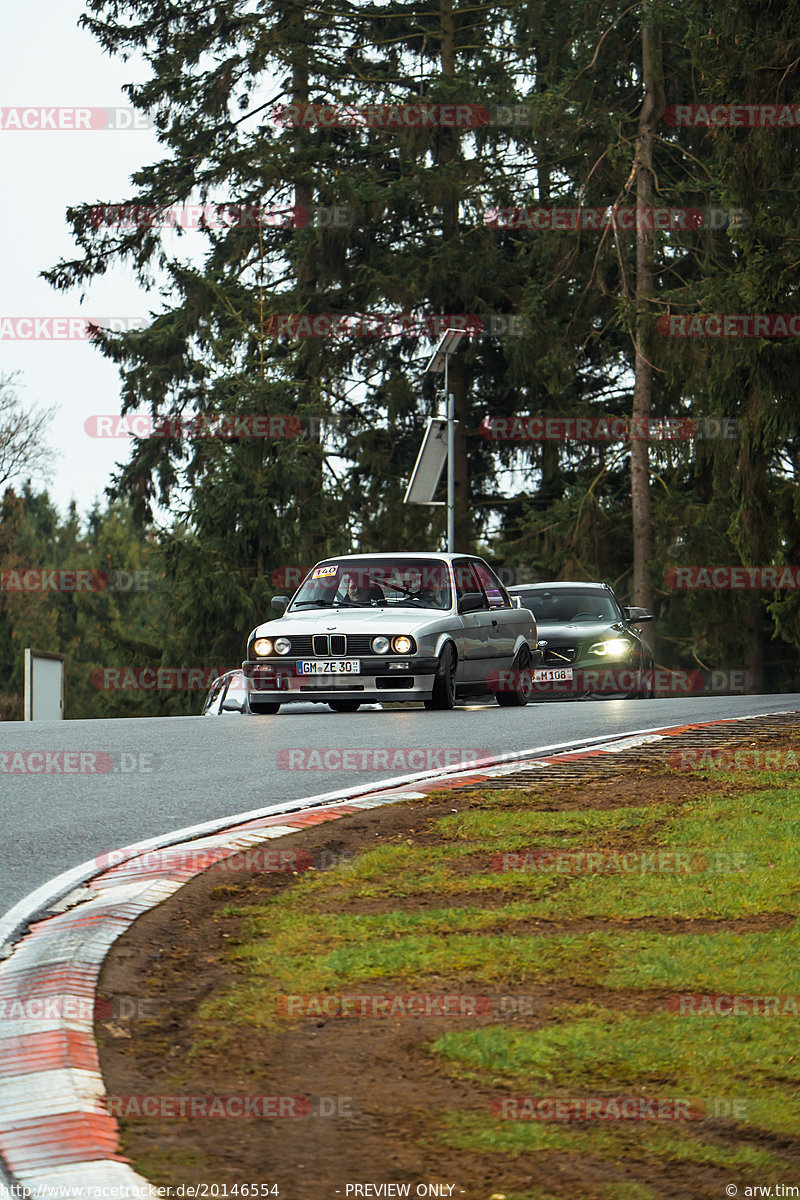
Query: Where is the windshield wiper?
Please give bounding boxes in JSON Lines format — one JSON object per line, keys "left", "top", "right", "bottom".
{"left": 290, "top": 599, "right": 336, "bottom": 608}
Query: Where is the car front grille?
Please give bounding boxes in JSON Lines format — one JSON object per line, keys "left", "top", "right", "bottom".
{"left": 542, "top": 646, "right": 577, "bottom": 665}
{"left": 343, "top": 635, "right": 375, "bottom": 655}
{"left": 270, "top": 634, "right": 376, "bottom": 658}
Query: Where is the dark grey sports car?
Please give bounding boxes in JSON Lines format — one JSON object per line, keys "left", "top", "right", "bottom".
{"left": 509, "top": 581, "right": 655, "bottom": 699}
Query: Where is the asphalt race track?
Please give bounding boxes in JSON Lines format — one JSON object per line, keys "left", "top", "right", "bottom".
{"left": 2, "top": 694, "right": 799, "bottom": 920}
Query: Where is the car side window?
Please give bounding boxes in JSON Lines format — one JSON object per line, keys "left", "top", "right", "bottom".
{"left": 453, "top": 560, "right": 489, "bottom": 608}
{"left": 472, "top": 561, "right": 512, "bottom": 609}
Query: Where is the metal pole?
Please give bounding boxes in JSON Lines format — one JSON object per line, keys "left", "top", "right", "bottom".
{"left": 446, "top": 352, "right": 455, "bottom": 553}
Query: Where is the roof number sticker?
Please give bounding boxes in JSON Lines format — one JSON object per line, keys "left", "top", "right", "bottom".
{"left": 312, "top": 564, "right": 339, "bottom": 579}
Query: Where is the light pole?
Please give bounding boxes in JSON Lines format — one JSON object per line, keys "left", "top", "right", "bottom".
{"left": 425, "top": 328, "right": 466, "bottom": 552}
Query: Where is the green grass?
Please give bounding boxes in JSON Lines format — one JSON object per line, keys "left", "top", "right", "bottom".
{"left": 192, "top": 763, "right": 800, "bottom": 1193}
{"left": 433, "top": 1008, "right": 800, "bottom": 1132}
{"left": 434, "top": 1112, "right": 789, "bottom": 1173}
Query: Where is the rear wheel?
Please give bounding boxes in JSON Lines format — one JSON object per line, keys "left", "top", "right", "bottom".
{"left": 250, "top": 702, "right": 281, "bottom": 714}
{"left": 496, "top": 644, "right": 533, "bottom": 707}
{"left": 328, "top": 700, "right": 361, "bottom": 713}
{"left": 424, "top": 644, "right": 457, "bottom": 710}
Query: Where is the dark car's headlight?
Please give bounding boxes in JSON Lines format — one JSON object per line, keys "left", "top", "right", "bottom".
{"left": 589, "top": 638, "right": 633, "bottom": 657}
{"left": 253, "top": 638, "right": 273, "bottom": 656}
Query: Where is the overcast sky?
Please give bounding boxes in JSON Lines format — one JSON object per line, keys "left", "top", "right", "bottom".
{"left": 1, "top": 0, "right": 169, "bottom": 517}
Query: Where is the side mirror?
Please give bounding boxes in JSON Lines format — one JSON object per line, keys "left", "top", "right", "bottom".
{"left": 623, "top": 606, "right": 653, "bottom": 623}
{"left": 459, "top": 591, "right": 488, "bottom": 614}
{"left": 271, "top": 595, "right": 289, "bottom": 615}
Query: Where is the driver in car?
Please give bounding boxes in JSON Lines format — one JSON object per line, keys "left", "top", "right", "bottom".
{"left": 344, "top": 573, "right": 385, "bottom": 606}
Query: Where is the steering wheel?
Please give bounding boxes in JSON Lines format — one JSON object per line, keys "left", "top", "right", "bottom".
{"left": 571, "top": 611, "right": 600, "bottom": 620}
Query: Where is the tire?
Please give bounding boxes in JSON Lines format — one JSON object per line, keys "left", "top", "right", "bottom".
{"left": 328, "top": 700, "right": 361, "bottom": 713}
{"left": 626, "top": 665, "right": 655, "bottom": 700}
{"left": 496, "top": 644, "right": 533, "bottom": 707}
{"left": 424, "top": 643, "right": 457, "bottom": 710}
{"left": 250, "top": 701, "right": 281, "bottom": 714}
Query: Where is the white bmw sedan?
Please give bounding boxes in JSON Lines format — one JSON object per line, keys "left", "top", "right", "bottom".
{"left": 242, "top": 553, "right": 540, "bottom": 713}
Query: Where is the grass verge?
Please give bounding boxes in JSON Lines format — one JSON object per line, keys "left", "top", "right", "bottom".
{"left": 180, "top": 749, "right": 800, "bottom": 1194}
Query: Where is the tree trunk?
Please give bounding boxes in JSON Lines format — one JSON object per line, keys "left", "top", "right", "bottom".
{"left": 291, "top": 49, "right": 325, "bottom": 563}
{"left": 439, "top": 0, "right": 471, "bottom": 551}
{"left": 631, "top": 1, "right": 664, "bottom": 643}
{"left": 737, "top": 380, "right": 768, "bottom": 692}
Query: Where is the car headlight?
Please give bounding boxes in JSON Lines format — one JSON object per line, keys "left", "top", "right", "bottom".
{"left": 392, "top": 635, "right": 415, "bottom": 655}
{"left": 253, "top": 638, "right": 273, "bottom": 656}
{"left": 589, "top": 638, "right": 633, "bottom": 657}
{"left": 274, "top": 638, "right": 292, "bottom": 655}
{"left": 372, "top": 636, "right": 391, "bottom": 654}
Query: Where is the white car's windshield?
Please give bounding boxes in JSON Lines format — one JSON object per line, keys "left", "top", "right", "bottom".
{"left": 290, "top": 559, "right": 452, "bottom": 611}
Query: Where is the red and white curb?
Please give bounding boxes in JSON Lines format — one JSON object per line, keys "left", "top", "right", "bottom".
{"left": 0, "top": 715, "right": 777, "bottom": 1193}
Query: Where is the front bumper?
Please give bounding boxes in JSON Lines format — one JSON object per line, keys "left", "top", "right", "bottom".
{"left": 531, "top": 660, "right": 649, "bottom": 698}
{"left": 242, "top": 656, "right": 440, "bottom": 704}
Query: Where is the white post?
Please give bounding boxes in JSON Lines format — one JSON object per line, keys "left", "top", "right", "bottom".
{"left": 446, "top": 371, "right": 455, "bottom": 554}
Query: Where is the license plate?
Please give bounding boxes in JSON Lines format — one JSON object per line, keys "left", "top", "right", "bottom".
{"left": 534, "top": 667, "right": 573, "bottom": 681}
{"left": 296, "top": 659, "right": 361, "bottom": 675}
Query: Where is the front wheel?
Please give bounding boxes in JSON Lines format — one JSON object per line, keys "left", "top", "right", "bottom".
{"left": 328, "top": 700, "right": 361, "bottom": 713}
{"left": 424, "top": 644, "right": 457, "bottom": 710}
{"left": 496, "top": 645, "right": 533, "bottom": 707}
{"left": 627, "top": 665, "right": 655, "bottom": 700}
